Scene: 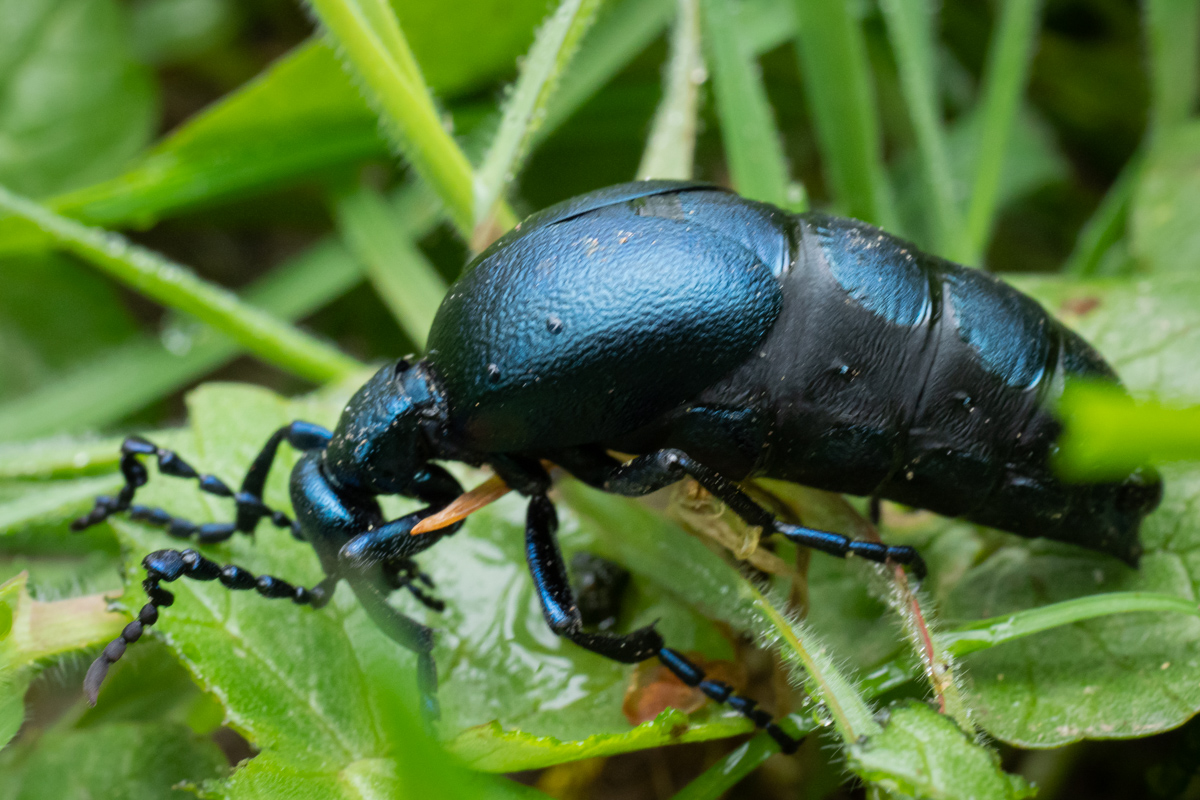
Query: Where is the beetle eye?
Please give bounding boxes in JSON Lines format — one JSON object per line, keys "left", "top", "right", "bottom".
{"left": 393, "top": 358, "right": 412, "bottom": 378}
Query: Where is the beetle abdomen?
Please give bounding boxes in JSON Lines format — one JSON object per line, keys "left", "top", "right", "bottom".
{"left": 665, "top": 209, "right": 1157, "bottom": 562}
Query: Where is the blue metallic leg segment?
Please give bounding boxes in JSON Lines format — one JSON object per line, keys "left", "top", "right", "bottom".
{"left": 71, "top": 422, "right": 332, "bottom": 543}
{"left": 524, "top": 494, "right": 662, "bottom": 662}
{"left": 524, "top": 491, "right": 803, "bottom": 753}
{"left": 83, "top": 548, "right": 336, "bottom": 705}
{"left": 595, "top": 448, "right": 925, "bottom": 578}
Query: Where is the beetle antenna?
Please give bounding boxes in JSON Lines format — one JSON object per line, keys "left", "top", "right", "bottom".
{"left": 72, "top": 435, "right": 303, "bottom": 542}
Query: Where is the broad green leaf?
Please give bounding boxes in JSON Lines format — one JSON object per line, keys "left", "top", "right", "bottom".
{"left": 0, "top": 721, "right": 228, "bottom": 800}
{"left": 850, "top": 702, "right": 1033, "bottom": 800}
{"left": 1131, "top": 121, "right": 1200, "bottom": 274}
{"left": 44, "top": 42, "right": 383, "bottom": 234}
{"left": 2, "top": 0, "right": 550, "bottom": 249}
{"left": 0, "top": 475, "right": 121, "bottom": 534}
{"left": 934, "top": 272, "right": 1200, "bottom": 747}
{"left": 0, "top": 0, "right": 156, "bottom": 198}
{"left": 0, "top": 572, "right": 127, "bottom": 748}
{"left": 0, "top": 253, "right": 137, "bottom": 403}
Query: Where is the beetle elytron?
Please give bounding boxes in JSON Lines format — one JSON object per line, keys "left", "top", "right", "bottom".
{"left": 75, "top": 181, "right": 1162, "bottom": 753}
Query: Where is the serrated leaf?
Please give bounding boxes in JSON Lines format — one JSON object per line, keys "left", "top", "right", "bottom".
{"left": 1131, "top": 121, "right": 1200, "bottom": 274}
{"left": 0, "top": 721, "right": 227, "bottom": 800}
{"left": 850, "top": 702, "right": 1033, "bottom": 800}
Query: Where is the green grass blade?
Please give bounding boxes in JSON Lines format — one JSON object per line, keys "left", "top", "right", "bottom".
{"left": 542, "top": 0, "right": 676, "bottom": 140}
{"left": 943, "top": 592, "right": 1200, "bottom": 656}
{"left": 305, "top": 0, "right": 515, "bottom": 236}
{"left": 701, "top": 0, "right": 792, "bottom": 206}
{"left": 1063, "top": 151, "right": 1142, "bottom": 276}
{"left": 638, "top": 0, "right": 703, "bottom": 180}
{"left": 880, "top": 0, "right": 960, "bottom": 254}
{"left": 0, "top": 186, "right": 439, "bottom": 441}
{"left": 474, "top": 0, "right": 603, "bottom": 228}
{"left": 0, "top": 243, "right": 358, "bottom": 441}
{"left": 0, "top": 185, "right": 363, "bottom": 385}
{"left": 957, "top": 0, "right": 1042, "bottom": 265}
{"left": 739, "top": 0, "right": 797, "bottom": 56}
{"left": 1145, "top": 0, "right": 1200, "bottom": 135}
{"left": 1056, "top": 381, "right": 1200, "bottom": 479}
{"left": 335, "top": 185, "right": 448, "bottom": 349}
{"left": 791, "top": 0, "right": 895, "bottom": 225}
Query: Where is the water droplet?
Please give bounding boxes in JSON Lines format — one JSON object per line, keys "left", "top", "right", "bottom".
{"left": 546, "top": 315, "right": 564, "bottom": 334}
{"left": 487, "top": 364, "right": 502, "bottom": 383}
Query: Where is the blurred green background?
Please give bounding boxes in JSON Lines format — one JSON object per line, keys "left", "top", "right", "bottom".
{"left": 2, "top": 0, "right": 1200, "bottom": 798}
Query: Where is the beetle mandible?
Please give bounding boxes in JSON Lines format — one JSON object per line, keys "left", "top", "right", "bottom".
{"left": 74, "top": 180, "right": 1163, "bottom": 753}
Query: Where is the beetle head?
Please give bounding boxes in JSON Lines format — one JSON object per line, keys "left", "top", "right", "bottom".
{"left": 323, "top": 359, "right": 445, "bottom": 496}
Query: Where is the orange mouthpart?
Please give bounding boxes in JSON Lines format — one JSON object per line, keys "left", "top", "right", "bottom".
{"left": 410, "top": 474, "right": 512, "bottom": 534}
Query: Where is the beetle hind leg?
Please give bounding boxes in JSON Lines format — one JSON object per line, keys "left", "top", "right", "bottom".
{"left": 523, "top": 492, "right": 803, "bottom": 754}
{"left": 572, "top": 447, "right": 927, "bottom": 579}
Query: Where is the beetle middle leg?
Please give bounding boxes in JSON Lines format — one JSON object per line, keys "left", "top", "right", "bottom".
{"left": 558, "top": 447, "right": 927, "bottom": 579}
{"left": 523, "top": 491, "right": 802, "bottom": 753}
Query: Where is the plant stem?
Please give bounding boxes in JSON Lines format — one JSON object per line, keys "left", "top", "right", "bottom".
{"left": 0, "top": 185, "right": 363, "bottom": 385}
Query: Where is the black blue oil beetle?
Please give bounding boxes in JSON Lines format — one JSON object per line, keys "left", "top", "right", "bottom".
{"left": 74, "top": 181, "right": 1162, "bottom": 753}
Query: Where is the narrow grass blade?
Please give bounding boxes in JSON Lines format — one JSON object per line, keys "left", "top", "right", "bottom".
{"left": 880, "top": 0, "right": 960, "bottom": 254}
{"left": 638, "top": 0, "right": 704, "bottom": 180}
{"left": 305, "top": 0, "right": 515, "bottom": 236}
{"left": 0, "top": 187, "right": 439, "bottom": 441}
{"left": 791, "top": 0, "right": 895, "bottom": 226}
{"left": 335, "top": 185, "right": 448, "bottom": 349}
{"left": 542, "top": 0, "right": 675, "bottom": 140}
{"left": 701, "top": 0, "right": 792, "bottom": 206}
{"left": 1056, "top": 381, "right": 1200, "bottom": 480}
{"left": 0, "top": 185, "right": 362, "bottom": 385}
{"left": 942, "top": 592, "right": 1200, "bottom": 656}
{"left": 1145, "top": 0, "right": 1200, "bottom": 135}
{"left": 956, "top": 0, "right": 1042, "bottom": 265}
{"left": 1063, "top": 151, "right": 1142, "bottom": 276}
{"left": 474, "top": 0, "right": 603, "bottom": 230}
